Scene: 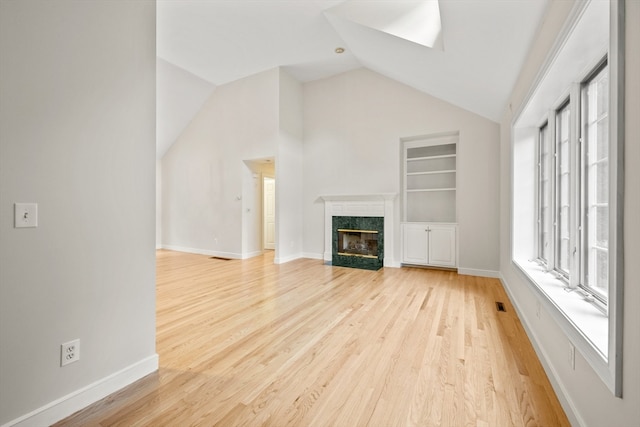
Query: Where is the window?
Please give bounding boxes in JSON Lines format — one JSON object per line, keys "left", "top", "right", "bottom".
{"left": 535, "top": 64, "right": 610, "bottom": 303}
{"left": 511, "top": 0, "right": 623, "bottom": 397}
{"left": 537, "top": 123, "right": 551, "bottom": 264}
{"left": 555, "top": 102, "right": 571, "bottom": 278}
{"left": 581, "top": 63, "right": 609, "bottom": 302}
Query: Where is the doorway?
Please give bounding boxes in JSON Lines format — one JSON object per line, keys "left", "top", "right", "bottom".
{"left": 263, "top": 176, "right": 275, "bottom": 250}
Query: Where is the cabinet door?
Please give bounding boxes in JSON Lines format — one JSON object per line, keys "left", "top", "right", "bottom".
{"left": 402, "top": 224, "right": 428, "bottom": 264}
{"left": 428, "top": 226, "right": 456, "bottom": 267}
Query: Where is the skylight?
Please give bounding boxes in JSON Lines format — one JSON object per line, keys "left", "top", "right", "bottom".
{"left": 326, "top": 0, "right": 443, "bottom": 50}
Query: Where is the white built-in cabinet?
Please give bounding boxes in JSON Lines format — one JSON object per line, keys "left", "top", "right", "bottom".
{"left": 401, "top": 132, "right": 458, "bottom": 268}
{"left": 401, "top": 223, "right": 457, "bottom": 268}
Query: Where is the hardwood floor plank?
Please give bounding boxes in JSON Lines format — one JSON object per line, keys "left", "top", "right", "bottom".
{"left": 54, "top": 250, "right": 570, "bottom": 427}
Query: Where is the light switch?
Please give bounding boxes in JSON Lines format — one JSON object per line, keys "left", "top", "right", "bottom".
{"left": 14, "top": 203, "right": 38, "bottom": 228}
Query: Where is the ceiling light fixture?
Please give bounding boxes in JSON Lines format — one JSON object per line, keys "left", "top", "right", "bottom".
{"left": 335, "top": 47, "right": 345, "bottom": 54}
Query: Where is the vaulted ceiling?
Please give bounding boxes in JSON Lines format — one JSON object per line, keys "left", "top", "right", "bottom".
{"left": 157, "top": 0, "right": 549, "bottom": 156}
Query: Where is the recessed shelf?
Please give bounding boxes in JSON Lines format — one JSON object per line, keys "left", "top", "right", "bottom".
{"left": 406, "top": 170, "right": 456, "bottom": 176}
{"left": 402, "top": 133, "right": 458, "bottom": 223}
{"left": 407, "top": 143, "right": 456, "bottom": 158}
{"left": 406, "top": 188, "right": 456, "bottom": 193}
{"left": 407, "top": 154, "right": 456, "bottom": 162}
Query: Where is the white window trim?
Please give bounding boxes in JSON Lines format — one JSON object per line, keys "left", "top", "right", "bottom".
{"left": 536, "top": 122, "right": 550, "bottom": 264}
{"left": 511, "top": 0, "right": 624, "bottom": 397}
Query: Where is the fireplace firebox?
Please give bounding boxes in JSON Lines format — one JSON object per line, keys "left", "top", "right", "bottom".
{"left": 332, "top": 216, "right": 383, "bottom": 270}
{"left": 337, "top": 229, "right": 378, "bottom": 258}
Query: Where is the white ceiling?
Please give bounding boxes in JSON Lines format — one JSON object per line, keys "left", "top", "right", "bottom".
{"left": 157, "top": 0, "right": 549, "bottom": 123}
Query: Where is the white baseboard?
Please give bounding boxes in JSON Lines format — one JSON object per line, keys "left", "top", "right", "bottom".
{"left": 161, "top": 245, "right": 242, "bottom": 259}
{"left": 3, "top": 354, "right": 159, "bottom": 427}
{"left": 499, "top": 274, "right": 583, "bottom": 427}
{"left": 274, "top": 253, "right": 302, "bottom": 264}
{"left": 384, "top": 259, "right": 401, "bottom": 268}
{"left": 457, "top": 267, "right": 500, "bottom": 278}
{"left": 302, "top": 252, "right": 324, "bottom": 260}
{"left": 160, "top": 245, "right": 269, "bottom": 260}
{"left": 241, "top": 250, "right": 263, "bottom": 259}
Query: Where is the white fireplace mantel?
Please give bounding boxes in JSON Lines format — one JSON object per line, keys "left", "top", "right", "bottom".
{"left": 319, "top": 193, "right": 397, "bottom": 202}
{"left": 321, "top": 194, "right": 397, "bottom": 267}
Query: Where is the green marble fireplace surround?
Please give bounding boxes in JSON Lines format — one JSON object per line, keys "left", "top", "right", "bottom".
{"left": 332, "top": 216, "right": 384, "bottom": 270}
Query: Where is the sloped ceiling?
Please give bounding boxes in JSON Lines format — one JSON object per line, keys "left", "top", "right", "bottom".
{"left": 157, "top": 0, "right": 549, "bottom": 152}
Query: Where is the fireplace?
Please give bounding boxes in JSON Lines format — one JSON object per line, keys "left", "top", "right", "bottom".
{"left": 321, "top": 194, "right": 397, "bottom": 268}
{"left": 332, "top": 216, "right": 383, "bottom": 270}
{"left": 337, "top": 229, "right": 379, "bottom": 258}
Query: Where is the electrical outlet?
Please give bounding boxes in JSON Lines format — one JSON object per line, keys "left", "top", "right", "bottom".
{"left": 61, "top": 339, "right": 80, "bottom": 366}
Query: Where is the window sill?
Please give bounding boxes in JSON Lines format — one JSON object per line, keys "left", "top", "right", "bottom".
{"left": 514, "top": 258, "right": 608, "bottom": 358}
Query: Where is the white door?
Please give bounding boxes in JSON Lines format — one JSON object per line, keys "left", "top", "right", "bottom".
{"left": 402, "top": 223, "right": 428, "bottom": 264}
{"left": 428, "top": 225, "right": 456, "bottom": 267}
{"left": 263, "top": 177, "right": 276, "bottom": 250}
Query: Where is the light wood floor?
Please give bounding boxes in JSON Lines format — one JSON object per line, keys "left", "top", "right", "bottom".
{"left": 55, "top": 250, "right": 569, "bottom": 426}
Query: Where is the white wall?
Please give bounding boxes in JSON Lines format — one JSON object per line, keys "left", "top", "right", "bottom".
{"left": 156, "top": 160, "right": 163, "bottom": 248}
{"left": 156, "top": 58, "right": 216, "bottom": 159}
{"left": 302, "top": 68, "right": 500, "bottom": 273}
{"left": 0, "top": 1, "right": 157, "bottom": 425}
{"left": 499, "top": 1, "right": 640, "bottom": 425}
{"left": 155, "top": 59, "right": 216, "bottom": 249}
{"left": 161, "top": 68, "right": 280, "bottom": 258}
{"left": 275, "top": 70, "right": 304, "bottom": 263}
{"left": 161, "top": 67, "right": 499, "bottom": 271}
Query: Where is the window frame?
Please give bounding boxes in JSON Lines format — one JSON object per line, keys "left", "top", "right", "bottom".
{"left": 536, "top": 122, "right": 551, "bottom": 265}
{"left": 553, "top": 100, "right": 572, "bottom": 280}
{"left": 579, "top": 59, "right": 610, "bottom": 305}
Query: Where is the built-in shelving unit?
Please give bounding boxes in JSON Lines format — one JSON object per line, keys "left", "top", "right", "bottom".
{"left": 401, "top": 132, "right": 458, "bottom": 268}
{"left": 402, "top": 132, "right": 458, "bottom": 223}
